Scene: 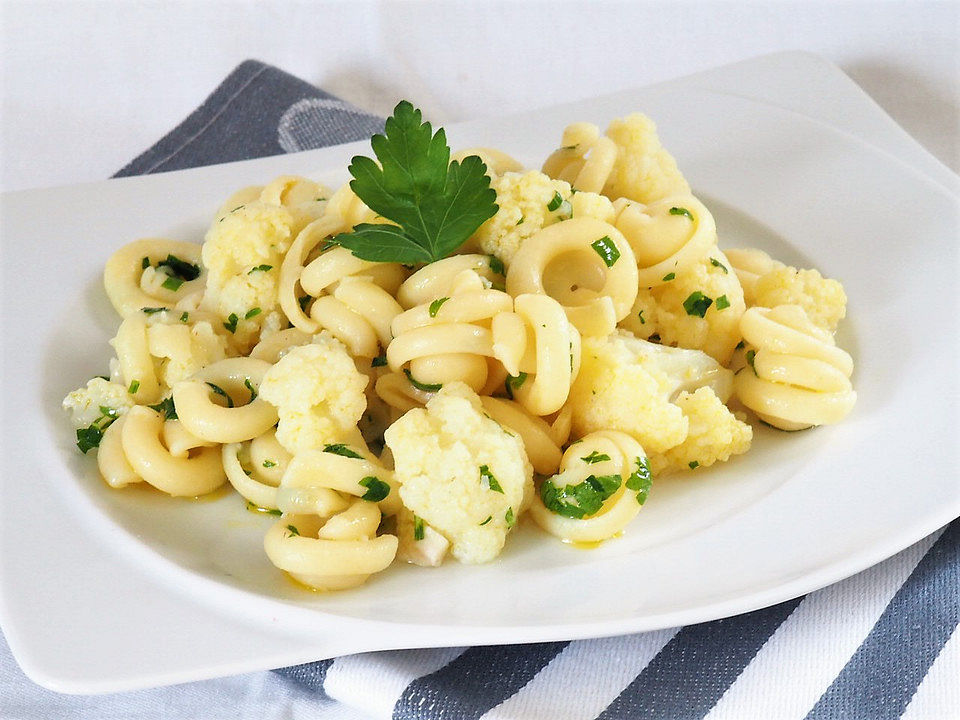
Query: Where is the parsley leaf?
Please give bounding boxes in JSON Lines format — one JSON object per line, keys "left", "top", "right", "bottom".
{"left": 746, "top": 349, "right": 758, "bottom": 375}
{"left": 403, "top": 368, "right": 442, "bottom": 392}
{"left": 505, "top": 507, "right": 516, "bottom": 527}
{"left": 244, "top": 377, "right": 257, "bottom": 402}
{"left": 662, "top": 272, "right": 676, "bottom": 282}
{"left": 161, "top": 275, "right": 183, "bottom": 292}
{"left": 479, "top": 516, "right": 493, "bottom": 526}
{"left": 223, "top": 313, "right": 239, "bottom": 333}
{"left": 371, "top": 354, "right": 388, "bottom": 368}
{"left": 330, "top": 101, "right": 498, "bottom": 263}
{"left": 709, "top": 257, "right": 729, "bottom": 273}
{"left": 248, "top": 264, "right": 273, "bottom": 274}
{"left": 683, "top": 291, "right": 713, "bottom": 317}
{"left": 428, "top": 297, "right": 449, "bottom": 317}
{"left": 413, "top": 515, "right": 425, "bottom": 541}
{"left": 669, "top": 206, "right": 694, "bottom": 221}
{"left": 689, "top": 461, "right": 700, "bottom": 469}
{"left": 590, "top": 236, "right": 620, "bottom": 267}
{"left": 359, "top": 476, "right": 391, "bottom": 502}
{"left": 547, "top": 191, "right": 563, "bottom": 212}
{"left": 245, "top": 501, "right": 282, "bottom": 516}
{"left": 245, "top": 307, "right": 261, "bottom": 319}
{"left": 581, "top": 450, "right": 611, "bottom": 464}
{"left": 504, "top": 371, "right": 527, "bottom": 399}
{"left": 488, "top": 255, "right": 505, "bottom": 276}
{"left": 625, "top": 456, "right": 653, "bottom": 505}
{"left": 141, "top": 306, "right": 167, "bottom": 315}
{"left": 540, "top": 474, "right": 621, "bottom": 518}
{"left": 156, "top": 254, "right": 201, "bottom": 281}
{"left": 205, "top": 382, "right": 234, "bottom": 408}
{"left": 715, "top": 294, "right": 731, "bottom": 310}
{"left": 262, "top": 459, "right": 277, "bottom": 468}
{"left": 323, "top": 443, "right": 363, "bottom": 459}
{"left": 128, "top": 380, "right": 140, "bottom": 394}
{"left": 479, "top": 464, "right": 504, "bottom": 493}
{"left": 286, "top": 524, "right": 301, "bottom": 537}
{"left": 148, "top": 396, "right": 178, "bottom": 420}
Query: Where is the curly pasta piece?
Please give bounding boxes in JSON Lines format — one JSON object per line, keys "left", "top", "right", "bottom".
{"left": 724, "top": 248, "right": 784, "bottom": 306}
{"left": 119, "top": 406, "right": 225, "bottom": 496}
{"left": 542, "top": 122, "right": 618, "bottom": 194}
{"left": 506, "top": 217, "right": 638, "bottom": 337}
{"left": 278, "top": 215, "right": 347, "bottom": 332}
{"left": 479, "top": 397, "right": 565, "bottom": 475}
{"left": 396, "top": 254, "right": 502, "bottom": 309}
{"left": 735, "top": 305, "right": 856, "bottom": 430}
{"left": 452, "top": 147, "right": 524, "bottom": 179}
{"left": 529, "top": 431, "right": 650, "bottom": 543}
{"left": 172, "top": 358, "right": 278, "bottom": 443}
{"left": 222, "top": 429, "right": 292, "bottom": 509}
{"left": 103, "top": 238, "right": 206, "bottom": 317}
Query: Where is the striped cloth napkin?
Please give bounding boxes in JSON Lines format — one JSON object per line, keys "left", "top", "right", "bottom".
{"left": 29, "top": 60, "right": 958, "bottom": 719}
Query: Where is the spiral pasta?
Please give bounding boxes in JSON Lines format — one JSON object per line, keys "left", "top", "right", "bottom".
{"left": 542, "top": 122, "right": 618, "bottom": 194}
{"left": 734, "top": 305, "right": 856, "bottom": 430}
{"left": 529, "top": 431, "right": 650, "bottom": 543}
{"left": 103, "top": 238, "right": 207, "bottom": 317}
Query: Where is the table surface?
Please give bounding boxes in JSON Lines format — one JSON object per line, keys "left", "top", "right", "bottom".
{"left": 1, "top": 0, "right": 958, "bottom": 193}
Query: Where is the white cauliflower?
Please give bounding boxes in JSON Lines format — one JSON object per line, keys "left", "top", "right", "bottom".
{"left": 602, "top": 113, "right": 691, "bottom": 203}
{"left": 754, "top": 266, "right": 847, "bottom": 332}
{"left": 200, "top": 201, "right": 295, "bottom": 350}
{"left": 62, "top": 377, "right": 136, "bottom": 428}
{"left": 470, "top": 171, "right": 614, "bottom": 266}
{"left": 650, "top": 387, "right": 752, "bottom": 475}
{"left": 259, "top": 332, "right": 368, "bottom": 454}
{"left": 146, "top": 319, "right": 230, "bottom": 389}
{"left": 385, "top": 382, "right": 533, "bottom": 564}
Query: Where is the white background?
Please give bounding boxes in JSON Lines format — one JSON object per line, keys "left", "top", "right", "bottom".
{"left": 1, "top": 0, "right": 958, "bottom": 193}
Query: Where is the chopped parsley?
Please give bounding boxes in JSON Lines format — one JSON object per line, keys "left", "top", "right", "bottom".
{"left": 161, "top": 275, "right": 184, "bottom": 292}
{"left": 540, "top": 474, "right": 621, "bottom": 518}
{"left": 148, "top": 396, "right": 178, "bottom": 420}
{"left": 715, "top": 294, "right": 731, "bottom": 311}
{"left": 504, "top": 371, "right": 528, "bottom": 399}
{"left": 156, "top": 254, "right": 201, "bottom": 281}
{"left": 746, "top": 349, "right": 757, "bottom": 375}
{"left": 581, "top": 450, "right": 611, "bottom": 464}
{"left": 547, "top": 191, "right": 564, "bottom": 212}
{"left": 141, "top": 256, "right": 150, "bottom": 269}
{"left": 75, "top": 406, "right": 119, "bottom": 453}
{"left": 328, "top": 101, "right": 498, "bottom": 263}
{"left": 489, "top": 255, "right": 505, "bottom": 276}
{"left": 590, "top": 236, "right": 620, "bottom": 267}
{"left": 662, "top": 272, "right": 676, "bottom": 282}
{"left": 286, "top": 524, "right": 301, "bottom": 537}
{"left": 689, "top": 461, "right": 700, "bottom": 469}
{"left": 262, "top": 459, "right": 277, "bottom": 468}
{"left": 141, "top": 306, "right": 167, "bottom": 315}
{"left": 180, "top": 311, "right": 189, "bottom": 323}
{"left": 413, "top": 515, "right": 425, "bottom": 541}
{"left": 206, "top": 382, "right": 234, "bottom": 408}
{"left": 359, "top": 476, "right": 391, "bottom": 502}
{"left": 505, "top": 507, "right": 516, "bottom": 527}
{"left": 371, "top": 354, "right": 388, "bottom": 368}
{"left": 298, "top": 295, "right": 311, "bottom": 312}
{"left": 479, "top": 464, "right": 504, "bottom": 493}
{"left": 403, "top": 368, "right": 442, "bottom": 392}
{"left": 709, "top": 257, "right": 729, "bottom": 273}
{"left": 637, "top": 309, "right": 646, "bottom": 324}
{"left": 625, "top": 456, "right": 653, "bottom": 505}
{"left": 248, "top": 264, "right": 273, "bottom": 274}
{"left": 223, "top": 313, "right": 239, "bottom": 333}
{"left": 244, "top": 377, "right": 257, "bottom": 402}
{"left": 479, "top": 516, "right": 493, "bottom": 526}
{"left": 669, "top": 206, "right": 694, "bottom": 221}
{"left": 683, "top": 291, "right": 713, "bottom": 318}
{"left": 245, "top": 501, "right": 282, "bottom": 516}
{"left": 323, "top": 443, "right": 364, "bottom": 459}
{"left": 735, "top": 340, "right": 746, "bottom": 351}
{"left": 516, "top": 216, "right": 525, "bottom": 225}
{"left": 428, "top": 297, "right": 449, "bottom": 317}
{"left": 244, "top": 307, "right": 261, "bottom": 320}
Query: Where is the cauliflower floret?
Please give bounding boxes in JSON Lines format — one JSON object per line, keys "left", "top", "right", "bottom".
{"left": 651, "top": 387, "right": 752, "bottom": 475}
{"left": 620, "top": 252, "right": 745, "bottom": 364}
{"left": 259, "top": 333, "right": 368, "bottom": 454}
{"left": 602, "top": 113, "right": 691, "bottom": 204}
{"left": 385, "top": 383, "right": 533, "bottom": 564}
{"left": 62, "top": 377, "right": 136, "bottom": 428}
{"left": 471, "top": 171, "right": 614, "bottom": 266}
{"left": 568, "top": 334, "right": 688, "bottom": 453}
{"left": 146, "top": 320, "right": 230, "bottom": 389}
{"left": 394, "top": 508, "right": 451, "bottom": 567}
{"left": 200, "top": 201, "right": 295, "bottom": 350}
{"left": 754, "top": 266, "right": 847, "bottom": 332}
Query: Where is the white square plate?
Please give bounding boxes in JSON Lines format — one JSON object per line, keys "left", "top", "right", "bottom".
{"left": 2, "top": 52, "right": 958, "bottom": 693}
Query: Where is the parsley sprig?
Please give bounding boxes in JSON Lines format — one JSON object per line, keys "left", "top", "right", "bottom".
{"left": 330, "top": 101, "right": 498, "bottom": 263}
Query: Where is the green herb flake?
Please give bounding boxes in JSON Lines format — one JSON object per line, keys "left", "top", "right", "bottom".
{"left": 547, "top": 191, "right": 564, "bottom": 212}
{"left": 540, "top": 473, "right": 622, "bottom": 518}
{"left": 505, "top": 507, "right": 516, "bottom": 527}
{"left": 161, "top": 275, "right": 184, "bottom": 292}
{"left": 662, "top": 272, "right": 676, "bottom": 282}
{"left": 262, "top": 459, "right": 277, "bottom": 468}
{"left": 371, "top": 354, "right": 388, "bottom": 368}
{"left": 328, "top": 101, "right": 498, "bottom": 264}
{"left": 581, "top": 450, "right": 611, "bottom": 464}
{"left": 590, "top": 235, "right": 620, "bottom": 267}
{"left": 248, "top": 264, "right": 273, "bottom": 274}
{"left": 206, "top": 382, "right": 234, "bottom": 408}
{"left": 428, "top": 297, "right": 449, "bottom": 318}
{"left": 516, "top": 216, "right": 525, "bottom": 225}
{"left": 75, "top": 425, "right": 104, "bottom": 454}
{"left": 504, "top": 371, "right": 528, "bottom": 399}
{"left": 489, "top": 255, "right": 505, "bottom": 276}
{"left": 735, "top": 340, "right": 746, "bottom": 351}
{"left": 244, "top": 307, "right": 262, "bottom": 320}
{"left": 669, "top": 206, "right": 694, "bottom": 221}
{"left": 710, "top": 257, "right": 729, "bottom": 273}
{"left": 244, "top": 377, "right": 257, "bottom": 402}
{"left": 359, "top": 476, "right": 391, "bottom": 502}
{"left": 128, "top": 380, "right": 140, "bottom": 394}
{"left": 141, "top": 306, "right": 167, "bottom": 315}
{"left": 148, "top": 396, "right": 178, "bottom": 420}
{"left": 223, "top": 313, "right": 239, "bottom": 333}
{"left": 179, "top": 311, "right": 189, "bottom": 323}
{"left": 638, "top": 309, "right": 646, "bottom": 324}
{"left": 715, "top": 294, "right": 731, "bottom": 311}
{"left": 479, "top": 464, "right": 504, "bottom": 493}
{"left": 286, "top": 524, "right": 301, "bottom": 537}
{"left": 298, "top": 295, "right": 311, "bottom": 312}
{"left": 141, "top": 256, "right": 150, "bottom": 269}
{"left": 683, "top": 291, "right": 713, "bottom": 318}
{"left": 403, "top": 368, "right": 442, "bottom": 392}
{"left": 746, "top": 349, "right": 757, "bottom": 375}
{"left": 689, "top": 461, "right": 700, "bottom": 469}
{"left": 245, "top": 501, "right": 281, "bottom": 516}
{"left": 479, "top": 516, "right": 493, "bottom": 526}
{"left": 413, "top": 515, "right": 425, "bottom": 541}
{"left": 156, "top": 254, "right": 201, "bottom": 281}
{"left": 625, "top": 456, "right": 653, "bottom": 505}
{"left": 323, "top": 443, "right": 364, "bottom": 459}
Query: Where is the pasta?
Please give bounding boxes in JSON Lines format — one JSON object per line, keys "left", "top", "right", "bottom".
{"left": 63, "top": 104, "right": 856, "bottom": 593}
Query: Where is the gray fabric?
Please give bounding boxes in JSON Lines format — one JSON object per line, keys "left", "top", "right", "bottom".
{"left": 108, "top": 59, "right": 960, "bottom": 720}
